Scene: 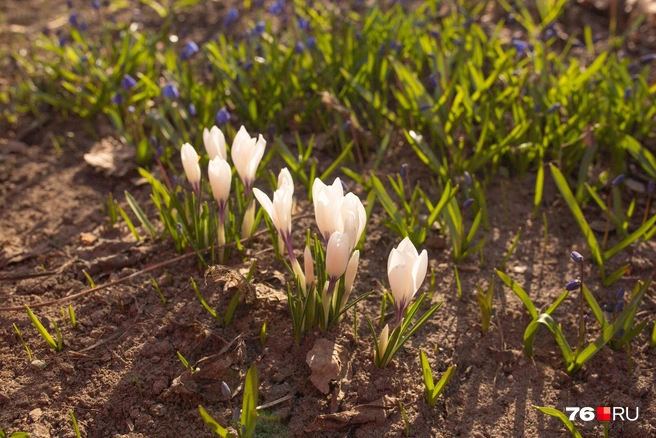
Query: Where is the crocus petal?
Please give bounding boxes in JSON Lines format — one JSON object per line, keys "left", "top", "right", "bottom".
{"left": 208, "top": 157, "right": 231, "bottom": 204}
{"left": 304, "top": 246, "right": 315, "bottom": 286}
{"left": 326, "top": 231, "right": 350, "bottom": 279}
{"left": 253, "top": 188, "right": 275, "bottom": 222}
{"left": 344, "top": 250, "right": 360, "bottom": 297}
{"left": 411, "top": 249, "right": 428, "bottom": 298}
{"left": 180, "top": 143, "right": 201, "bottom": 186}
{"left": 278, "top": 167, "right": 294, "bottom": 193}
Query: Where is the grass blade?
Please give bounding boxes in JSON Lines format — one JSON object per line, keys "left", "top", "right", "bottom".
{"left": 533, "top": 406, "right": 583, "bottom": 438}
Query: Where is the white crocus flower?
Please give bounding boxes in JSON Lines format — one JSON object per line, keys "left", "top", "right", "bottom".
{"left": 312, "top": 177, "right": 344, "bottom": 241}
{"left": 231, "top": 125, "right": 266, "bottom": 195}
{"left": 181, "top": 143, "right": 201, "bottom": 194}
{"left": 208, "top": 157, "right": 231, "bottom": 218}
{"left": 278, "top": 167, "right": 294, "bottom": 193}
{"left": 203, "top": 126, "right": 227, "bottom": 160}
{"left": 387, "top": 237, "right": 428, "bottom": 324}
{"left": 304, "top": 246, "right": 315, "bottom": 288}
{"left": 343, "top": 250, "right": 360, "bottom": 303}
{"left": 377, "top": 324, "right": 390, "bottom": 359}
{"left": 326, "top": 231, "right": 350, "bottom": 281}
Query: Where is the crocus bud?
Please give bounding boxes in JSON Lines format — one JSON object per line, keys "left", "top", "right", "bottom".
{"left": 221, "top": 381, "right": 231, "bottom": 398}
{"left": 277, "top": 168, "right": 294, "bottom": 193}
{"left": 612, "top": 174, "right": 625, "bottom": 187}
{"left": 253, "top": 182, "right": 293, "bottom": 238}
{"left": 343, "top": 250, "right": 360, "bottom": 301}
{"left": 180, "top": 143, "right": 201, "bottom": 192}
{"left": 203, "top": 126, "right": 227, "bottom": 160}
{"left": 312, "top": 177, "right": 344, "bottom": 241}
{"left": 570, "top": 251, "right": 584, "bottom": 263}
{"left": 377, "top": 324, "right": 390, "bottom": 356}
{"left": 340, "top": 192, "right": 367, "bottom": 248}
{"left": 326, "top": 231, "right": 351, "bottom": 280}
{"left": 565, "top": 279, "right": 581, "bottom": 291}
{"left": 304, "top": 246, "right": 314, "bottom": 287}
{"left": 208, "top": 157, "right": 232, "bottom": 215}
{"left": 388, "top": 237, "right": 428, "bottom": 322}
{"left": 231, "top": 126, "right": 266, "bottom": 194}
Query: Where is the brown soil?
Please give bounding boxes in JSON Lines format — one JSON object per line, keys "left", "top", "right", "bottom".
{"left": 2, "top": 1, "right": 656, "bottom": 438}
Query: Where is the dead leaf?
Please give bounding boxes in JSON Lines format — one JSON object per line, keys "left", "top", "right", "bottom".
{"left": 83, "top": 137, "right": 135, "bottom": 177}
{"left": 205, "top": 265, "right": 256, "bottom": 305}
{"left": 80, "top": 232, "right": 98, "bottom": 246}
{"left": 306, "top": 339, "right": 352, "bottom": 395}
{"left": 304, "top": 395, "right": 396, "bottom": 432}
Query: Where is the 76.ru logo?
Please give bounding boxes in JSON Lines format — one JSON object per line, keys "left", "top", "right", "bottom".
{"left": 565, "top": 407, "right": 639, "bottom": 421}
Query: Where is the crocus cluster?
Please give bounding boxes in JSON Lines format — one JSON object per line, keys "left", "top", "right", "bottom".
{"left": 179, "top": 125, "right": 266, "bottom": 256}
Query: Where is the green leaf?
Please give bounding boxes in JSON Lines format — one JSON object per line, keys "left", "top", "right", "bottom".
{"left": 26, "top": 306, "right": 59, "bottom": 351}
{"left": 533, "top": 406, "right": 583, "bottom": 438}
{"left": 241, "top": 364, "right": 259, "bottom": 438}
{"left": 582, "top": 284, "right": 606, "bottom": 330}
{"left": 125, "top": 191, "right": 157, "bottom": 239}
{"left": 544, "top": 290, "right": 569, "bottom": 315}
{"left": 621, "top": 134, "right": 656, "bottom": 179}
{"left": 419, "top": 349, "right": 434, "bottom": 392}
{"left": 550, "top": 165, "right": 603, "bottom": 272}
{"left": 601, "top": 264, "right": 631, "bottom": 287}
{"left": 524, "top": 313, "right": 573, "bottom": 366}
{"left": 198, "top": 405, "right": 234, "bottom": 437}
{"left": 496, "top": 270, "right": 537, "bottom": 319}
{"left": 603, "top": 214, "right": 656, "bottom": 261}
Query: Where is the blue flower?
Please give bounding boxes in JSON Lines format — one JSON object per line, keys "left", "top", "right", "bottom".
{"left": 546, "top": 102, "right": 561, "bottom": 115}
{"left": 244, "top": 61, "right": 253, "bottom": 71}
{"left": 182, "top": 41, "right": 199, "bottom": 59}
{"left": 624, "top": 86, "right": 631, "bottom": 102}
{"left": 92, "top": 1, "right": 101, "bottom": 10}
{"left": 419, "top": 103, "right": 431, "bottom": 111}
{"left": 111, "top": 93, "right": 124, "bottom": 104}
{"left": 225, "top": 8, "right": 239, "bottom": 26}
{"left": 463, "top": 171, "right": 472, "bottom": 185}
{"left": 121, "top": 74, "right": 137, "bottom": 90}
{"left": 512, "top": 38, "right": 529, "bottom": 56}
{"left": 254, "top": 21, "right": 266, "bottom": 35}
{"left": 565, "top": 279, "right": 581, "bottom": 291}
{"left": 188, "top": 103, "right": 197, "bottom": 117}
{"left": 640, "top": 54, "right": 656, "bottom": 65}
{"left": 59, "top": 36, "right": 67, "bottom": 47}
{"left": 342, "top": 120, "right": 352, "bottom": 132}
{"left": 162, "top": 83, "right": 179, "bottom": 99}
{"left": 297, "top": 18, "right": 310, "bottom": 31}
{"left": 612, "top": 174, "right": 625, "bottom": 187}
{"left": 429, "top": 73, "right": 438, "bottom": 89}
{"left": 269, "top": 0, "right": 284, "bottom": 15}
{"left": 215, "top": 107, "right": 231, "bottom": 125}
{"left": 69, "top": 13, "right": 79, "bottom": 27}
{"left": 616, "top": 287, "right": 625, "bottom": 300}
{"left": 462, "top": 198, "right": 474, "bottom": 209}
{"left": 570, "top": 251, "right": 584, "bottom": 263}
{"left": 79, "top": 22, "right": 88, "bottom": 31}
{"left": 615, "top": 301, "right": 624, "bottom": 313}
{"left": 429, "top": 30, "right": 440, "bottom": 40}
{"left": 294, "top": 41, "right": 305, "bottom": 54}
{"left": 399, "top": 163, "right": 408, "bottom": 178}
{"left": 306, "top": 36, "right": 316, "bottom": 49}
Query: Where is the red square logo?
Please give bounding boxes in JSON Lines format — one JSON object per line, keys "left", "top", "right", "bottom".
{"left": 597, "top": 406, "right": 611, "bottom": 421}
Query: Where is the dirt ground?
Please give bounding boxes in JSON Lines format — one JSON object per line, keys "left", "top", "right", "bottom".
{"left": 2, "top": 1, "right": 656, "bottom": 438}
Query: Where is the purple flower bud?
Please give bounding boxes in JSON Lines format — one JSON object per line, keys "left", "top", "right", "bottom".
{"left": 419, "top": 103, "right": 431, "bottom": 111}
{"left": 268, "top": 0, "right": 284, "bottom": 15}
{"left": 463, "top": 171, "right": 472, "bottom": 185}
{"left": 92, "top": 1, "right": 101, "bottom": 10}
{"left": 429, "top": 73, "right": 438, "bottom": 89}
{"left": 215, "top": 107, "right": 231, "bottom": 125}
{"left": 150, "top": 136, "right": 158, "bottom": 148}
{"left": 583, "top": 314, "right": 588, "bottom": 325}
{"left": 79, "top": 22, "right": 88, "bottom": 31}
{"left": 573, "top": 40, "right": 585, "bottom": 48}
{"left": 616, "top": 287, "right": 625, "bottom": 300}
{"left": 254, "top": 21, "right": 265, "bottom": 35}
{"left": 429, "top": 30, "right": 441, "bottom": 40}
{"left": 221, "top": 381, "right": 231, "bottom": 398}
{"left": 182, "top": 41, "right": 199, "bottom": 59}
{"left": 225, "top": 8, "right": 239, "bottom": 26}
{"left": 616, "top": 328, "right": 625, "bottom": 338}
{"left": 624, "top": 86, "right": 631, "bottom": 102}
{"left": 547, "top": 102, "right": 561, "bottom": 114}
{"left": 111, "top": 93, "right": 124, "bottom": 104}
{"left": 232, "top": 407, "right": 242, "bottom": 422}
{"left": 162, "top": 83, "right": 179, "bottom": 99}
{"left": 648, "top": 180, "right": 655, "bottom": 195}
{"left": 640, "top": 54, "right": 656, "bottom": 65}
{"left": 306, "top": 36, "right": 316, "bottom": 49}
{"left": 612, "top": 174, "right": 625, "bottom": 187}
{"left": 615, "top": 301, "right": 624, "bottom": 312}
{"left": 463, "top": 198, "right": 474, "bottom": 209}
{"left": 69, "top": 13, "right": 78, "bottom": 27}
{"left": 156, "top": 145, "right": 164, "bottom": 158}
{"left": 297, "top": 18, "right": 310, "bottom": 31}
{"left": 512, "top": 38, "right": 529, "bottom": 56}
{"left": 399, "top": 163, "right": 408, "bottom": 178}
{"left": 121, "top": 74, "right": 137, "bottom": 90}
{"left": 570, "top": 251, "right": 584, "bottom": 263}
{"left": 188, "top": 103, "right": 196, "bottom": 117}
{"left": 244, "top": 61, "right": 253, "bottom": 71}
{"left": 342, "top": 120, "right": 352, "bottom": 132}
{"left": 294, "top": 41, "right": 305, "bottom": 54}
{"left": 565, "top": 279, "right": 581, "bottom": 291}
{"left": 544, "top": 28, "right": 556, "bottom": 41}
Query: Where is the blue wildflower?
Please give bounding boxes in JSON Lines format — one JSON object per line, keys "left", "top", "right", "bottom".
{"left": 616, "top": 288, "right": 625, "bottom": 300}
{"left": 182, "top": 41, "right": 199, "bottom": 59}
{"left": 69, "top": 13, "right": 79, "bottom": 27}
{"left": 464, "top": 171, "right": 472, "bottom": 186}
{"left": 343, "top": 120, "right": 352, "bottom": 132}
{"left": 429, "top": 30, "right": 440, "bottom": 40}
{"left": 225, "top": 8, "right": 239, "bottom": 26}
{"left": 188, "top": 103, "right": 197, "bottom": 117}
{"left": 429, "top": 73, "right": 438, "bottom": 89}
{"left": 297, "top": 18, "right": 310, "bottom": 31}
{"left": 269, "top": 0, "right": 284, "bottom": 15}
{"left": 215, "top": 107, "right": 231, "bottom": 125}
{"left": 640, "top": 54, "right": 656, "bottom": 65}
{"left": 244, "top": 61, "right": 253, "bottom": 71}
{"left": 463, "top": 198, "right": 475, "bottom": 209}
{"left": 79, "top": 22, "right": 88, "bottom": 31}
{"left": 570, "top": 251, "right": 584, "bottom": 263}
{"left": 254, "top": 21, "right": 266, "bottom": 35}
{"left": 512, "top": 38, "right": 529, "bottom": 56}
{"left": 111, "top": 93, "right": 124, "bottom": 104}
{"left": 615, "top": 301, "right": 624, "bottom": 313}
{"left": 399, "top": 164, "right": 408, "bottom": 178}
{"left": 546, "top": 102, "right": 561, "bottom": 114}
{"left": 624, "top": 86, "right": 631, "bottom": 102}
{"left": 612, "top": 174, "right": 625, "bottom": 187}
{"left": 121, "top": 74, "right": 137, "bottom": 91}
{"left": 306, "top": 36, "right": 316, "bottom": 49}
{"left": 419, "top": 103, "right": 431, "bottom": 111}
{"left": 294, "top": 41, "right": 304, "bottom": 54}
{"left": 162, "top": 83, "right": 179, "bottom": 99}
{"left": 565, "top": 279, "right": 581, "bottom": 291}
{"left": 92, "top": 0, "right": 101, "bottom": 10}
{"left": 341, "top": 180, "right": 348, "bottom": 192}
